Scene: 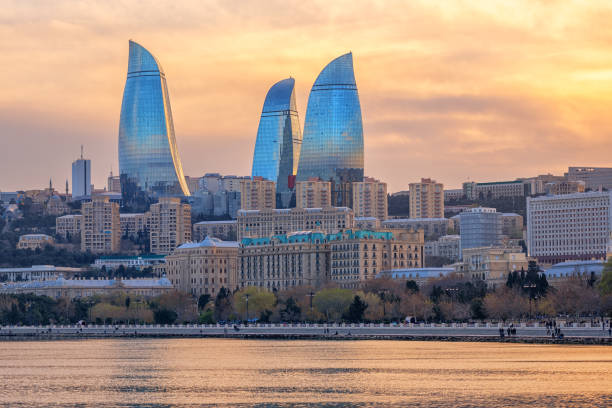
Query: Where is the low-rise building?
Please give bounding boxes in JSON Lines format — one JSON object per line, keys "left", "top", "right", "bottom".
{"left": 17, "top": 234, "right": 55, "bottom": 250}
{"left": 237, "top": 207, "right": 354, "bottom": 240}
{"left": 165, "top": 237, "right": 239, "bottom": 296}
{"left": 444, "top": 189, "right": 464, "bottom": 202}
{"left": 119, "top": 213, "right": 149, "bottom": 238}
{"left": 0, "top": 265, "right": 87, "bottom": 282}
{"left": 193, "top": 220, "right": 237, "bottom": 241}
{"left": 56, "top": 214, "right": 83, "bottom": 240}
{"left": 425, "top": 235, "right": 461, "bottom": 261}
{"left": 381, "top": 218, "right": 449, "bottom": 240}
{"left": 0, "top": 276, "right": 173, "bottom": 299}
{"left": 460, "top": 246, "right": 528, "bottom": 287}
{"left": 92, "top": 255, "right": 166, "bottom": 271}
{"left": 501, "top": 213, "right": 524, "bottom": 238}
{"left": 355, "top": 217, "right": 381, "bottom": 230}
{"left": 377, "top": 267, "right": 455, "bottom": 286}
{"left": 541, "top": 260, "right": 604, "bottom": 286}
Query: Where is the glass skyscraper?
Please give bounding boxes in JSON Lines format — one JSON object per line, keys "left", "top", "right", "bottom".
{"left": 296, "top": 52, "right": 364, "bottom": 206}
{"left": 118, "top": 40, "right": 190, "bottom": 197}
{"left": 251, "top": 78, "right": 302, "bottom": 208}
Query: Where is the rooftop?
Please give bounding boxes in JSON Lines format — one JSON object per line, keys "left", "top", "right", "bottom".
{"left": 177, "top": 236, "right": 239, "bottom": 249}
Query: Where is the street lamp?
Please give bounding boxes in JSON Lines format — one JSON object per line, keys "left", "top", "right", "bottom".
{"left": 379, "top": 289, "right": 389, "bottom": 320}
{"left": 308, "top": 291, "right": 315, "bottom": 315}
{"left": 446, "top": 288, "right": 459, "bottom": 322}
{"left": 244, "top": 293, "right": 250, "bottom": 323}
{"left": 523, "top": 283, "right": 537, "bottom": 320}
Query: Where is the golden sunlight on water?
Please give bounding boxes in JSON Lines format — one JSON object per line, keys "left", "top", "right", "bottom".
{"left": 0, "top": 339, "right": 610, "bottom": 407}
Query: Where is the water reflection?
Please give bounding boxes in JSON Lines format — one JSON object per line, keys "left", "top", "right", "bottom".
{"left": 0, "top": 339, "right": 610, "bottom": 407}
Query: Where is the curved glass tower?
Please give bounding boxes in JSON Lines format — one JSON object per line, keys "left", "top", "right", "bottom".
{"left": 296, "top": 52, "right": 364, "bottom": 206}
{"left": 251, "top": 78, "right": 302, "bottom": 207}
{"left": 118, "top": 40, "right": 190, "bottom": 197}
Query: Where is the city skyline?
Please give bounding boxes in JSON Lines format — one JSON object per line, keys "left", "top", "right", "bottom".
{"left": 3, "top": 1, "right": 612, "bottom": 193}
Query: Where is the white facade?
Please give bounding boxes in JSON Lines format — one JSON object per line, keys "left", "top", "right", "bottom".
{"left": 527, "top": 191, "right": 612, "bottom": 263}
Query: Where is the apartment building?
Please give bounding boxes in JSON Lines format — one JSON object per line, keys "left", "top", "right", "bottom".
{"left": 165, "top": 237, "right": 239, "bottom": 297}
{"left": 149, "top": 198, "right": 191, "bottom": 255}
{"left": 409, "top": 178, "right": 444, "bottom": 218}
{"left": 81, "top": 195, "right": 120, "bottom": 253}
{"left": 352, "top": 177, "right": 388, "bottom": 220}
{"left": 295, "top": 178, "right": 331, "bottom": 209}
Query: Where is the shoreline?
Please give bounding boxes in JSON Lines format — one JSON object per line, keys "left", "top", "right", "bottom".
{"left": 1, "top": 332, "right": 610, "bottom": 345}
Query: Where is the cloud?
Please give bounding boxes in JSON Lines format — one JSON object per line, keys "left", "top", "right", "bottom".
{"left": 1, "top": 0, "right": 612, "bottom": 193}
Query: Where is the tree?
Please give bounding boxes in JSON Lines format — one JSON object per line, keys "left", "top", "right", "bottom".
{"left": 344, "top": 295, "right": 368, "bottom": 322}
{"left": 483, "top": 289, "right": 528, "bottom": 321}
{"left": 125, "top": 297, "right": 131, "bottom": 309}
{"left": 399, "top": 293, "right": 433, "bottom": 322}
{"left": 154, "top": 309, "right": 177, "bottom": 324}
{"left": 233, "top": 287, "right": 276, "bottom": 321}
{"left": 599, "top": 258, "right": 612, "bottom": 296}
{"left": 313, "top": 288, "right": 353, "bottom": 322}
{"left": 198, "top": 294, "right": 211, "bottom": 311}
{"left": 280, "top": 297, "right": 301, "bottom": 322}
{"left": 405, "top": 280, "right": 419, "bottom": 293}
{"left": 214, "top": 287, "right": 233, "bottom": 321}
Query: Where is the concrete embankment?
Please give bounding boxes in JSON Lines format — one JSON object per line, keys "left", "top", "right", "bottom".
{"left": 1, "top": 325, "right": 611, "bottom": 345}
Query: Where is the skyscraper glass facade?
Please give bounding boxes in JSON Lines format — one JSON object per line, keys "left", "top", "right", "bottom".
{"left": 296, "top": 52, "right": 364, "bottom": 206}
{"left": 251, "top": 78, "right": 302, "bottom": 207}
{"left": 118, "top": 40, "right": 190, "bottom": 197}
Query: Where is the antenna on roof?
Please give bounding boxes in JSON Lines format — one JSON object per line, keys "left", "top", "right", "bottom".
{"left": 80, "top": 145, "right": 84, "bottom": 160}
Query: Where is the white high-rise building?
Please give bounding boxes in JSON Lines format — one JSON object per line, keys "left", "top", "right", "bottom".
{"left": 71, "top": 147, "right": 91, "bottom": 199}
{"left": 527, "top": 191, "right": 612, "bottom": 264}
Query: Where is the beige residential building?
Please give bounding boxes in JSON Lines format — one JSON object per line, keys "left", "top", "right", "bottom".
{"left": 352, "top": 177, "right": 388, "bottom": 220}
{"left": 355, "top": 217, "right": 381, "bottom": 230}
{"left": 165, "top": 237, "right": 239, "bottom": 296}
{"left": 295, "top": 178, "right": 331, "bottom": 209}
{"left": 239, "top": 231, "right": 330, "bottom": 291}
{"left": 17, "top": 234, "right": 55, "bottom": 250}
{"left": 149, "top": 198, "right": 191, "bottom": 255}
{"left": 239, "top": 177, "right": 275, "bottom": 210}
{"left": 56, "top": 214, "right": 83, "bottom": 240}
{"left": 120, "top": 213, "right": 149, "bottom": 238}
{"left": 501, "top": 213, "right": 524, "bottom": 238}
{"left": 237, "top": 207, "right": 354, "bottom": 240}
{"left": 460, "top": 246, "right": 528, "bottom": 287}
{"left": 238, "top": 229, "right": 424, "bottom": 291}
{"left": 81, "top": 196, "right": 120, "bottom": 253}
{"left": 193, "top": 220, "right": 237, "bottom": 241}
{"left": 329, "top": 229, "right": 424, "bottom": 288}
{"left": 409, "top": 178, "right": 444, "bottom": 219}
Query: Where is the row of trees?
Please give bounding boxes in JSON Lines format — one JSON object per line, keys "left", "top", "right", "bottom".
{"left": 2, "top": 260, "right": 612, "bottom": 325}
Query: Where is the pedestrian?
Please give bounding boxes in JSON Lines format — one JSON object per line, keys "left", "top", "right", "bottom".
{"left": 499, "top": 327, "right": 505, "bottom": 338}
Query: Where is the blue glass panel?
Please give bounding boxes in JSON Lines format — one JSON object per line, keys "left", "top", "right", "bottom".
{"left": 118, "top": 40, "right": 190, "bottom": 197}
{"left": 251, "top": 78, "right": 302, "bottom": 205}
{"left": 296, "top": 53, "right": 364, "bottom": 204}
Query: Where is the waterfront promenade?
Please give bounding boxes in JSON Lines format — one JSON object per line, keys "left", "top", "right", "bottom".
{"left": 1, "top": 322, "right": 611, "bottom": 343}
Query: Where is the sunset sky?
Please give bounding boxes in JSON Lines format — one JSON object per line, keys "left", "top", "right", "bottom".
{"left": 2, "top": 0, "right": 612, "bottom": 193}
